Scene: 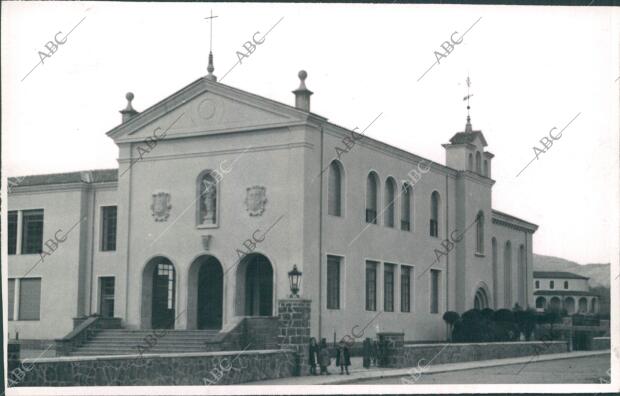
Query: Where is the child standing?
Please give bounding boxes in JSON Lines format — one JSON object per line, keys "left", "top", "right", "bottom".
{"left": 336, "top": 339, "right": 351, "bottom": 375}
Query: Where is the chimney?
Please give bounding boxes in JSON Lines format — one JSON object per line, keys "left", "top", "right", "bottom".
{"left": 120, "top": 92, "right": 138, "bottom": 123}
{"left": 292, "top": 70, "right": 313, "bottom": 112}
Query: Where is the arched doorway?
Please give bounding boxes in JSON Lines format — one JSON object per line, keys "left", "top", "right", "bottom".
{"left": 236, "top": 253, "right": 274, "bottom": 316}
{"left": 141, "top": 256, "right": 176, "bottom": 329}
{"left": 474, "top": 288, "right": 489, "bottom": 310}
{"left": 549, "top": 297, "right": 561, "bottom": 311}
{"left": 535, "top": 297, "right": 547, "bottom": 310}
{"left": 578, "top": 297, "right": 588, "bottom": 313}
{"left": 564, "top": 297, "right": 575, "bottom": 314}
{"left": 188, "top": 255, "right": 224, "bottom": 330}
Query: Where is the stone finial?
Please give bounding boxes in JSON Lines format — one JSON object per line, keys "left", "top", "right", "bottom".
{"left": 465, "top": 115, "right": 473, "bottom": 133}
{"left": 206, "top": 51, "right": 217, "bottom": 81}
{"left": 120, "top": 92, "right": 138, "bottom": 123}
{"left": 292, "top": 70, "right": 313, "bottom": 112}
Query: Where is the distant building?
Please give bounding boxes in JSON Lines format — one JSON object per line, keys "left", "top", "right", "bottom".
{"left": 533, "top": 271, "right": 598, "bottom": 314}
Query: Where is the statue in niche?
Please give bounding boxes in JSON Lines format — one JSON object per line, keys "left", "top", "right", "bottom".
{"left": 200, "top": 174, "right": 217, "bottom": 225}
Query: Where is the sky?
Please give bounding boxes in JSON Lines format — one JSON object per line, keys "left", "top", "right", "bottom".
{"left": 2, "top": 2, "right": 619, "bottom": 265}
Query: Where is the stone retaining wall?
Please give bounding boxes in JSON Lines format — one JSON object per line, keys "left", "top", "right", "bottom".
{"left": 12, "top": 349, "right": 296, "bottom": 387}
{"left": 591, "top": 337, "right": 610, "bottom": 350}
{"left": 399, "top": 341, "right": 568, "bottom": 368}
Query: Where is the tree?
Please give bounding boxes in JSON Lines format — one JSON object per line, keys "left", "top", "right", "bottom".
{"left": 442, "top": 311, "right": 460, "bottom": 341}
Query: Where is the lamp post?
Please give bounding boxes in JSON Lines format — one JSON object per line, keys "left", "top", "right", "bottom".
{"left": 288, "top": 264, "right": 302, "bottom": 298}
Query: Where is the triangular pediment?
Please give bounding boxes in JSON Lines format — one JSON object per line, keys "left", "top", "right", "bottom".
{"left": 107, "top": 77, "right": 319, "bottom": 143}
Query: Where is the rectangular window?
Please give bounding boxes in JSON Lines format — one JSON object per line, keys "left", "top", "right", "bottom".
{"left": 430, "top": 269, "right": 440, "bottom": 314}
{"left": 21, "top": 209, "right": 44, "bottom": 254}
{"left": 8, "top": 279, "right": 15, "bottom": 320}
{"left": 99, "top": 277, "right": 115, "bottom": 318}
{"left": 326, "top": 255, "right": 341, "bottom": 309}
{"left": 101, "top": 206, "right": 117, "bottom": 251}
{"left": 19, "top": 278, "right": 42, "bottom": 320}
{"left": 8, "top": 211, "right": 17, "bottom": 255}
{"left": 401, "top": 266, "right": 411, "bottom": 312}
{"left": 384, "top": 264, "right": 395, "bottom": 312}
{"left": 564, "top": 281, "right": 568, "bottom": 289}
{"left": 550, "top": 281, "right": 554, "bottom": 289}
{"left": 365, "top": 261, "right": 377, "bottom": 311}
{"left": 535, "top": 280, "right": 540, "bottom": 289}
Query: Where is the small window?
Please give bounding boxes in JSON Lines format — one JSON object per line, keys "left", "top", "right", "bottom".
{"left": 384, "top": 264, "right": 395, "bottom": 312}
{"left": 430, "top": 192, "right": 440, "bottom": 237}
{"left": 430, "top": 270, "right": 440, "bottom": 314}
{"left": 101, "top": 206, "right": 117, "bottom": 251}
{"left": 8, "top": 279, "right": 15, "bottom": 320}
{"left": 564, "top": 281, "right": 569, "bottom": 290}
{"left": 21, "top": 209, "right": 43, "bottom": 254}
{"left": 550, "top": 281, "right": 555, "bottom": 289}
{"left": 326, "top": 256, "right": 341, "bottom": 309}
{"left": 475, "top": 151, "right": 482, "bottom": 173}
{"left": 19, "top": 278, "right": 42, "bottom": 320}
{"left": 535, "top": 280, "right": 540, "bottom": 289}
{"left": 365, "top": 261, "right": 378, "bottom": 311}
{"left": 401, "top": 266, "right": 412, "bottom": 313}
{"left": 8, "top": 211, "right": 17, "bottom": 255}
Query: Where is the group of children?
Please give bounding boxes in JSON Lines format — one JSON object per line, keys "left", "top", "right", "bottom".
{"left": 307, "top": 337, "right": 384, "bottom": 376}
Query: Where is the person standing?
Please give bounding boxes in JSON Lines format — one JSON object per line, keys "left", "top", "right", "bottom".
{"left": 318, "top": 338, "right": 331, "bottom": 375}
{"left": 362, "top": 338, "right": 372, "bottom": 369}
{"left": 308, "top": 337, "right": 319, "bottom": 375}
{"left": 336, "top": 340, "right": 351, "bottom": 375}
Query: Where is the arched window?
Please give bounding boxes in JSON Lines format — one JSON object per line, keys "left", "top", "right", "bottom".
{"left": 504, "top": 241, "right": 512, "bottom": 307}
{"left": 468, "top": 153, "right": 473, "bottom": 171}
{"left": 475, "top": 211, "right": 484, "bottom": 254}
{"left": 384, "top": 178, "right": 396, "bottom": 227}
{"left": 328, "top": 160, "right": 343, "bottom": 216}
{"left": 430, "top": 191, "right": 440, "bottom": 237}
{"left": 366, "top": 172, "right": 379, "bottom": 224}
{"left": 475, "top": 151, "right": 481, "bottom": 174}
{"left": 401, "top": 183, "right": 412, "bottom": 231}
{"left": 483, "top": 160, "right": 488, "bottom": 176}
{"left": 197, "top": 170, "right": 218, "bottom": 226}
{"left": 492, "top": 237, "right": 498, "bottom": 308}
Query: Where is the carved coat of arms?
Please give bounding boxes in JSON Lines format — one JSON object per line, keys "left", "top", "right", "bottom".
{"left": 151, "top": 192, "right": 172, "bottom": 222}
{"left": 245, "top": 186, "right": 267, "bottom": 216}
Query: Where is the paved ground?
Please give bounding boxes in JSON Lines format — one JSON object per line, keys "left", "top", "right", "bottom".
{"left": 245, "top": 350, "right": 610, "bottom": 385}
{"left": 352, "top": 354, "right": 610, "bottom": 384}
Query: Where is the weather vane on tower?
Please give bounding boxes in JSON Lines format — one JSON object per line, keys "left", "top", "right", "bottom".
{"left": 463, "top": 75, "right": 473, "bottom": 132}
{"left": 205, "top": 9, "right": 218, "bottom": 81}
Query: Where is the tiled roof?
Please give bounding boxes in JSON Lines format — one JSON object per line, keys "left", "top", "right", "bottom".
{"left": 533, "top": 271, "right": 589, "bottom": 280}
{"left": 534, "top": 290, "right": 597, "bottom": 297}
{"left": 448, "top": 131, "right": 488, "bottom": 146}
{"left": 8, "top": 169, "right": 118, "bottom": 188}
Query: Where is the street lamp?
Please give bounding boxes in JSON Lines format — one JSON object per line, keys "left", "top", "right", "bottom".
{"left": 288, "top": 265, "right": 302, "bottom": 298}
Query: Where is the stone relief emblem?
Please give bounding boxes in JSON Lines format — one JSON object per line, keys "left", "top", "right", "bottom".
{"left": 151, "top": 192, "right": 172, "bottom": 222}
{"left": 245, "top": 186, "right": 267, "bottom": 216}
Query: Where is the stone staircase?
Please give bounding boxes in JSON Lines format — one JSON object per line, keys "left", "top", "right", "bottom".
{"left": 69, "top": 329, "right": 220, "bottom": 356}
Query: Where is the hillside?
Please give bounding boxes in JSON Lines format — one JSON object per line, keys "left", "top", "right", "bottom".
{"left": 533, "top": 254, "right": 610, "bottom": 288}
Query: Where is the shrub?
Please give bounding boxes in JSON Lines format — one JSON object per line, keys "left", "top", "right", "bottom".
{"left": 442, "top": 311, "right": 460, "bottom": 342}
{"left": 514, "top": 308, "right": 537, "bottom": 340}
{"left": 492, "top": 309, "right": 517, "bottom": 341}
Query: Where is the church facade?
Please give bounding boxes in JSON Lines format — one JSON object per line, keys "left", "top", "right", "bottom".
{"left": 7, "top": 67, "right": 538, "bottom": 344}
